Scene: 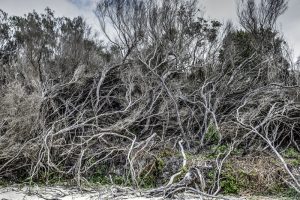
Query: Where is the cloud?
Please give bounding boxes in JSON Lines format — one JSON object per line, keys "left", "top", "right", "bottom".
{"left": 278, "top": 0, "right": 300, "bottom": 59}
{"left": 0, "top": 0, "right": 77, "bottom": 17}
{"left": 200, "top": 0, "right": 237, "bottom": 22}
{"left": 68, "top": 0, "right": 97, "bottom": 10}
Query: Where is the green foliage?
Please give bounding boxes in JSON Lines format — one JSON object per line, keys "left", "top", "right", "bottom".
{"left": 88, "top": 165, "right": 131, "bottom": 186}
{"left": 290, "top": 159, "right": 300, "bottom": 167}
{"left": 284, "top": 147, "right": 299, "bottom": 158}
{"left": 220, "top": 165, "right": 246, "bottom": 195}
{"left": 165, "top": 165, "right": 189, "bottom": 184}
{"left": 219, "top": 159, "right": 300, "bottom": 197}
{"left": 221, "top": 174, "right": 241, "bottom": 194}
{"left": 0, "top": 179, "right": 9, "bottom": 186}
{"left": 266, "top": 182, "right": 300, "bottom": 199}
{"left": 282, "top": 188, "right": 300, "bottom": 199}
{"left": 139, "top": 157, "right": 166, "bottom": 188}
{"left": 205, "top": 123, "right": 220, "bottom": 145}
{"left": 156, "top": 158, "right": 165, "bottom": 172}
{"left": 139, "top": 174, "right": 156, "bottom": 188}
{"left": 43, "top": 172, "right": 64, "bottom": 185}
{"left": 205, "top": 144, "right": 229, "bottom": 159}
{"left": 88, "top": 165, "right": 110, "bottom": 185}
{"left": 158, "top": 148, "right": 175, "bottom": 158}
{"left": 283, "top": 147, "right": 300, "bottom": 167}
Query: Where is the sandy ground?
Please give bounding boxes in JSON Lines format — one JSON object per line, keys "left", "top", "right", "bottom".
{"left": 0, "top": 186, "right": 288, "bottom": 200}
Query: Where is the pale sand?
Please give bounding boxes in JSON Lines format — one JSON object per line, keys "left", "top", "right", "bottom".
{"left": 0, "top": 186, "right": 287, "bottom": 200}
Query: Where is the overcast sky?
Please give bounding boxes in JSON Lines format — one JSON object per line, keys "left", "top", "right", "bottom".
{"left": 1, "top": 0, "right": 299, "bottom": 60}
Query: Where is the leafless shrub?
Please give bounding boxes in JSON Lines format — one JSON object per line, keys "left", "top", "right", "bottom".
{"left": 0, "top": 0, "right": 299, "bottom": 197}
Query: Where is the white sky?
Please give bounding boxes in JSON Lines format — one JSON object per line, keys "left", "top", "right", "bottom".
{"left": 0, "top": 0, "right": 299, "bottom": 60}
